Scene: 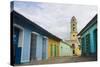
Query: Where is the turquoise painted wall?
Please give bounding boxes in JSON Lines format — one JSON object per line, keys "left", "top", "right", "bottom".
{"left": 81, "top": 23, "right": 97, "bottom": 55}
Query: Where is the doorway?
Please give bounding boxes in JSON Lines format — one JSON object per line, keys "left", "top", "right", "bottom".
{"left": 30, "top": 33, "right": 37, "bottom": 62}
{"left": 42, "top": 37, "right": 47, "bottom": 60}
{"left": 86, "top": 33, "right": 90, "bottom": 55}
{"left": 13, "top": 27, "right": 22, "bottom": 64}
{"left": 72, "top": 44, "right": 75, "bottom": 55}
{"left": 54, "top": 45, "right": 56, "bottom": 57}
{"left": 93, "top": 29, "right": 97, "bottom": 55}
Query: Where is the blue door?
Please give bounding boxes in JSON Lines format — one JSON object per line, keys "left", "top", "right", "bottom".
{"left": 42, "top": 38, "right": 46, "bottom": 59}
{"left": 93, "top": 29, "right": 97, "bottom": 55}
{"left": 30, "top": 33, "right": 37, "bottom": 62}
{"left": 13, "top": 27, "right": 22, "bottom": 64}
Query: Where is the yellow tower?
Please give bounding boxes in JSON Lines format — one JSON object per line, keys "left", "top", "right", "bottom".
{"left": 70, "top": 16, "right": 78, "bottom": 40}
{"left": 70, "top": 16, "right": 81, "bottom": 56}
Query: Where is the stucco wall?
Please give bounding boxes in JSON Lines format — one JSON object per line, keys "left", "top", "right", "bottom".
{"left": 48, "top": 38, "right": 60, "bottom": 58}
{"left": 14, "top": 19, "right": 48, "bottom": 63}
{"left": 59, "top": 42, "right": 73, "bottom": 56}
{"left": 21, "top": 27, "right": 32, "bottom": 63}
{"left": 13, "top": 20, "right": 32, "bottom": 63}
{"left": 81, "top": 23, "right": 97, "bottom": 54}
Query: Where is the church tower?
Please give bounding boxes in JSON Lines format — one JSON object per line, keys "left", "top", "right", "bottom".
{"left": 70, "top": 16, "right": 78, "bottom": 40}
{"left": 66, "top": 16, "right": 81, "bottom": 56}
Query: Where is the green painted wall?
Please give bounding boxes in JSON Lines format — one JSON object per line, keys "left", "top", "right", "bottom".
{"left": 59, "top": 42, "right": 73, "bottom": 56}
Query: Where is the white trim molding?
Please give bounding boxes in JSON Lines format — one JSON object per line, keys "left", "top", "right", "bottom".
{"left": 13, "top": 23, "right": 24, "bottom": 48}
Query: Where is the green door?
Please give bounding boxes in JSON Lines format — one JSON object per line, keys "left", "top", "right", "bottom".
{"left": 86, "top": 34, "right": 90, "bottom": 55}
{"left": 82, "top": 37, "right": 85, "bottom": 56}
{"left": 51, "top": 44, "right": 52, "bottom": 57}
{"left": 54, "top": 45, "right": 56, "bottom": 57}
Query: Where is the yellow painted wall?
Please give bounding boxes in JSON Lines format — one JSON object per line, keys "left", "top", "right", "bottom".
{"left": 75, "top": 47, "right": 81, "bottom": 56}
{"left": 48, "top": 38, "right": 60, "bottom": 58}
{"left": 71, "top": 32, "right": 78, "bottom": 40}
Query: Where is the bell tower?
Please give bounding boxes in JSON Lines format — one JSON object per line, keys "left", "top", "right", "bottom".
{"left": 70, "top": 16, "right": 78, "bottom": 40}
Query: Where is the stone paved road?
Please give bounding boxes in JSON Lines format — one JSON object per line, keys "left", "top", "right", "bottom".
{"left": 15, "top": 56, "right": 97, "bottom": 66}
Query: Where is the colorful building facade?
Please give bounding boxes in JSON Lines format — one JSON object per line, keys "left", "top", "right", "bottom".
{"left": 78, "top": 14, "right": 97, "bottom": 56}
{"left": 48, "top": 37, "right": 61, "bottom": 58}
{"left": 12, "top": 11, "right": 62, "bottom": 65}
{"left": 59, "top": 41, "right": 73, "bottom": 56}
{"left": 12, "top": 11, "right": 49, "bottom": 64}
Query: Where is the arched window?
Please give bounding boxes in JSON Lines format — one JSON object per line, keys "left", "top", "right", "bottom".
{"left": 73, "top": 19, "right": 74, "bottom": 21}
{"left": 72, "top": 44, "right": 75, "bottom": 54}
{"left": 73, "top": 24, "right": 75, "bottom": 26}
{"left": 73, "top": 35, "right": 75, "bottom": 37}
{"left": 73, "top": 27, "right": 75, "bottom": 31}
{"left": 72, "top": 44, "right": 75, "bottom": 48}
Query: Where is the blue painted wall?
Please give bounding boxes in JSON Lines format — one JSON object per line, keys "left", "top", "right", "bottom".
{"left": 36, "top": 34, "right": 43, "bottom": 60}
{"left": 13, "top": 13, "right": 48, "bottom": 63}
{"left": 21, "top": 28, "right": 31, "bottom": 63}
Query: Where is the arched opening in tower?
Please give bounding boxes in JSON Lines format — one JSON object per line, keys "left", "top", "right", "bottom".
{"left": 72, "top": 44, "right": 75, "bottom": 54}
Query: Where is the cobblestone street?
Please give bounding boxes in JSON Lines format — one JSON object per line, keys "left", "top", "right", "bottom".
{"left": 16, "top": 56, "right": 97, "bottom": 66}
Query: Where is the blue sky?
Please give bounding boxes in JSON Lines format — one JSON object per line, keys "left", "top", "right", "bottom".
{"left": 13, "top": 1, "right": 97, "bottom": 40}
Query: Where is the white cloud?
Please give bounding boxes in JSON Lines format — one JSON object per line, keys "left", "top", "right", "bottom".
{"left": 13, "top": 1, "right": 97, "bottom": 39}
